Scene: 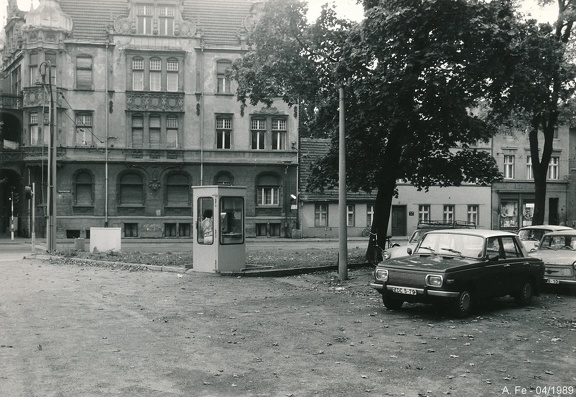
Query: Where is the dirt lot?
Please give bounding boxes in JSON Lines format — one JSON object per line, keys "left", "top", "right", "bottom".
{"left": 1, "top": 251, "right": 575, "bottom": 397}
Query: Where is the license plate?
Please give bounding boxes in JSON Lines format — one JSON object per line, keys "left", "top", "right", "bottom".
{"left": 546, "top": 279, "right": 560, "bottom": 284}
{"left": 392, "top": 287, "right": 417, "bottom": 295}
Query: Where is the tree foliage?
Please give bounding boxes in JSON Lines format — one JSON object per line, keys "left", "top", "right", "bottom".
{"left": 231, "top": 0, "right": 525, "bottom": 261}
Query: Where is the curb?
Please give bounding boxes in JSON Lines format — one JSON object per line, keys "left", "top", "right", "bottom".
{"left": 27, "top": 254, "right": 373, "bottom": 277}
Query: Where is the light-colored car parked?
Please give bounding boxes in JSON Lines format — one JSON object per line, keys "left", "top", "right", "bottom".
{"left": 528, "top": 230, "right": 576, "bottom": 286}
{"left": 517, "top": 225, "right": 574, "bottom": 252}
{"left": 382, "top": 220, "right": 476, "bottom": 261}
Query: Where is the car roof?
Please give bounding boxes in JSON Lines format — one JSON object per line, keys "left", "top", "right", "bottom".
{"left": 519, "top": 225, "right": 573, "bottom": 231}
{"left": 542, "top": 230, "right": 576, "bottom": 236}
{"left": 423, "top": 229, "right": 517, "bottom": 238}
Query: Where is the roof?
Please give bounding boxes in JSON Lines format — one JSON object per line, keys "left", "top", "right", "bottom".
{"left": 299, "top": 138, "right": 376, "bottom": 202}
{"left": 519, "top": 225, "right": 574, "bottom": 231}
{"left": 54, "top": 0, "right": 253, "bottom": 45}
{"left": 424, "top": 229, "right": 518, "bottom": 238}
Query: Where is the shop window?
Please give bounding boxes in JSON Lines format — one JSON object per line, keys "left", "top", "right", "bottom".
{"left": 500, "top": 200, "right": 518, "bottom": 229}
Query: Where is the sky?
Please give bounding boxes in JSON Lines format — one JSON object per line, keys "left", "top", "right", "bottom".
{"left": 0, "top": 0, "right": 560, "bottom": 35}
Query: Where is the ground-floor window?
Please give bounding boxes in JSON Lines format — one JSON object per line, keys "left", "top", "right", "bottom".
{"left": 315, "top": 204, "right": 328, "bottom": 227}
{"left": 255, "top": 223, "right": 280, "bottom": 237}
{"left": 125, "top": 223, "right": 138, "bottom": 237}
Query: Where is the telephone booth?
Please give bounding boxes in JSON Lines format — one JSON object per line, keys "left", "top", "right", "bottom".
{"left": 192, "top": 186, "right": 246, "bottom": 273}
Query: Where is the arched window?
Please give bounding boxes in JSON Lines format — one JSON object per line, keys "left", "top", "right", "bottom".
{"left": 166, "top": 173, "right": 190, "bottom": 207}
{"left": 75, "top": 171, "right": 93, "bottom": 206}
{"left": 120, "top": 173, "right": 144, "bottom": 206}
{"left": 215, "top": 172, "right": 233, "bottom": 186}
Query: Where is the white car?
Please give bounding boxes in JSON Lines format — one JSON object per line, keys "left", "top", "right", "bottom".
{"left": 528, "top": 230, "right": 576, "bottom": 286}
{"left": 517, "top": 225, "right": 574, "bottom": 252}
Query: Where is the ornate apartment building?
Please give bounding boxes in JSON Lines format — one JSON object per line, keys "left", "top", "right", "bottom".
{"left": 0, "top": 0, "right": 299, "bottom": 239}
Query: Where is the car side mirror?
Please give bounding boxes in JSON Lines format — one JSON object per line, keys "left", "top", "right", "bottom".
{"left": 407, "top": 248, "right": 413, "bottom": 256}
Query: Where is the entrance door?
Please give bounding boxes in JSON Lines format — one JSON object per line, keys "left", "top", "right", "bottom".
{"left": 549, "top": 198, "right": 559, "bottom": 225}
{"left": 391, "top": 206, "right": 407, "bottom": 236}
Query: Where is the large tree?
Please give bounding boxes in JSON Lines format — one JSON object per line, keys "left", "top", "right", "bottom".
{"left": 232, "top": 0, "right": 522, "bottom": 261}
{"left": 504, "top": 1, "right": 576, "bottom": 225}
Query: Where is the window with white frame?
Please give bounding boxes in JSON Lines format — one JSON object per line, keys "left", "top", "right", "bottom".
{"left": 548, "top": 156, "right": 559, "bottom": 180}
{"left": 272, "top": 118, "right": 286, "bottom": 150}
{"left": 132, "top": 58, "right": 144, "bottom": 91}
{"left": 504, "top": 155, "right": 515, "bottom": 179}
{"left": 75, "top": 113, "right": 93, "bottom": 146}
{"left": 76, "top": 56, "right": 93, "bottom": 90}
{"left": 149, "top": 58, "right": 162, "bottom": 91}
{"left": 526, "top": 155, "right": 533, "bottom": 180}
{"left": 158, "top": 5, "right": 175, "bottom": 35}
{"left": 443, "top": 205, "right": 455, "bottom": 223}
{"left": 132, "top": 115, "right": 144, "bottom": 148}
{"left": 315, "top": 203, "right": 328, "bottom": 227}
{"left": 149, "top": 115, "right": 161, "bottom": 148}
{"left": 347, "top": 204, "right": 355, "bottom": 227}
{"left": 216, "top": 116, "right": 232, "bottom": 149}
{"left": 136, "top": 4, "right": 153, "bottom": 35}
{"left": 366, "top": 204, "right": 374, "bottom": 227}
{"left": 217, "top": 60, "right": 232, "bottom": 94}
{"left": 166, "top": 58, "right": 179, "bottom": 92}
{"left": 418, "top": 205, "right": 430, "bottom": 222}
{"left": 166, "top": 115, "right": 178, "bottom": 148}
{"left": 29, "top": 111, "right": 49, "bottom": 146}
{"left": 251, "top": 118, "right": 266, "bottom": 150}
{"left": 467, "top": 205, "right": 479, "bottom": 225}
{"left": 257, "top": 174, "right": 280, "bottom": 206}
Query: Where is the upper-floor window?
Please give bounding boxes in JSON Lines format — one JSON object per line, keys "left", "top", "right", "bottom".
{"left": 137, "top": 4, "right": 154, "bottom": 35}
{"left": 548, "top": 156, "right": 559, "bottom": 180}
{"left": 216, "top": 116, "right": 233, "bottom": 149}
{"left": 132, "top": 58, "right": 145, "bottom": 91}
{"left": 11, "top": 66, "right": 21, "bottom": 95}
{"left": 29, "top": 52, "right": 38, "bottom": 86}
{"left": 76, "top": 113, "right": 93, "bottom": 146}
{"left": 217, "top": 60, "right": 232, "bottom": 94}
{"left": 526, "top": 155, "right": 533, "bottom": 180}
{"left": 29, "top": 111, "right": 49, "bottom": 146}
{"left": 158, "top": 6, "right": 175, "bottom": 35}
{"left": 271, "top": 119, "right": 286, "bottom": 150}
{"left": 131, "top": 113, "right": 180, "bottom": 148}
{"left": 130, "top": 56, "right": 181, "bottom": 92}
{"left": 504, "top": 155, "right": 515, "bottom": 179}
{"left": 250, "top": 116, "right": 289, "bottom": 150}
{"left": 167, "top": 58, "right": 179, "bottom": 92}
{"left": 149, "top": 58, "right": 162, "bottom": 91}
{"left": 76, "top": 56, "right": 93, "bottom": 90}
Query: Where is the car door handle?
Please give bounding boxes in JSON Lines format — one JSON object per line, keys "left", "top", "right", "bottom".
{"left": 503, "top": 264, "right": 510, "bottom": 267}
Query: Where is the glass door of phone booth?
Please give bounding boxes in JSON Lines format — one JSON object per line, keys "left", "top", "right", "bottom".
{"left": 193, "top": 186, "right": 246, "bottom": 273}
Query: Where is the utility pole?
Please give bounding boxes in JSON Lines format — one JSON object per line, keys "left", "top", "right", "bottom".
{"left": 338, "top": 87, "right": 348, "bottom": 280}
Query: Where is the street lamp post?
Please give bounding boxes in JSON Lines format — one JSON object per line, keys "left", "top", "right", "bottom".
{"left": 39, "top": 61, "right": 57, "bottom": 253}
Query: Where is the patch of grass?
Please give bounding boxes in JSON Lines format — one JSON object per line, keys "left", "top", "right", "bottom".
{"left": 55, "top": 247, "right": 368, "bottom": 269}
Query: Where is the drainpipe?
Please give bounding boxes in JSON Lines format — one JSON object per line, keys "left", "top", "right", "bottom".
{"left": 104, "top": 36, "right": 109, "bottom": 227}
{"left": 199, "top": 42, "right": 205, "bottom": 185}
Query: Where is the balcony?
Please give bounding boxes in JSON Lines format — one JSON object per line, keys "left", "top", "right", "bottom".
{"left": 0, "top": 94, "right": 23, "bottom": 110}
{"left": 126, "top": 91, "right": 185, "bottom": 112}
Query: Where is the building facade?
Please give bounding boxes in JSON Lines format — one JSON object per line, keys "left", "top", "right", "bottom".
{"left": 0, "top": 0, "right": 299, "bottom": 240}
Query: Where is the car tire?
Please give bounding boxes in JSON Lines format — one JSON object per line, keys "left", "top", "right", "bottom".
{"left": 382, "top": 294, "right": 403, "bottom": 310}
{"left": 514, "top": 279, "right": 533, "bottom": 307}
{"left": 452, "top": 290, "right": 472, "bottom": 318}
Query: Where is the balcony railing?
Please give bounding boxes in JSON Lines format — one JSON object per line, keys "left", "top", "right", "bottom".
{"left": 126, "top": 91, "right": 185, "bottom": 112}
{"left": 0, "top": 94, "right": 23, "bottom": 109}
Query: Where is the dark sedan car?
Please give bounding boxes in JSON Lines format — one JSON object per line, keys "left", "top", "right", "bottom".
{"left": 370, "top": 229, "right": 545, "bottom": 317}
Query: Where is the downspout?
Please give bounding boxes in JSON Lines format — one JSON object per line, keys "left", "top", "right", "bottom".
{"left": 104, "top": 36, "right": 109, "bottom": 226}
{"left": 199, "top": 42, "right": 205, "bottom": 185}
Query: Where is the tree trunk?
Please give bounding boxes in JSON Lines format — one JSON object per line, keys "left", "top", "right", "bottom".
{"left": 365, "top": 133, "right": 403, "bottom": 264}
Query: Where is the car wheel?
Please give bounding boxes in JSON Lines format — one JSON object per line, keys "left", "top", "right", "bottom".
{"left": 514, "top": 279, "right": 533, "bottom": 306}
{"left": 382, "top": 294, "right": 403, "bottom": 310}
{"left": 452, "top": 290, "right": 472, "bottom": 318}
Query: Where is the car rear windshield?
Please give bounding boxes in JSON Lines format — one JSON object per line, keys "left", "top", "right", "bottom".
{"left": 518, "top": 229, "right": 548, "bottom": 242}
{"left": 540, "top": 234, "right": 576, "bottom": 250}
{"left": 416, "top": 233, "right": 484, "bottom": 258}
